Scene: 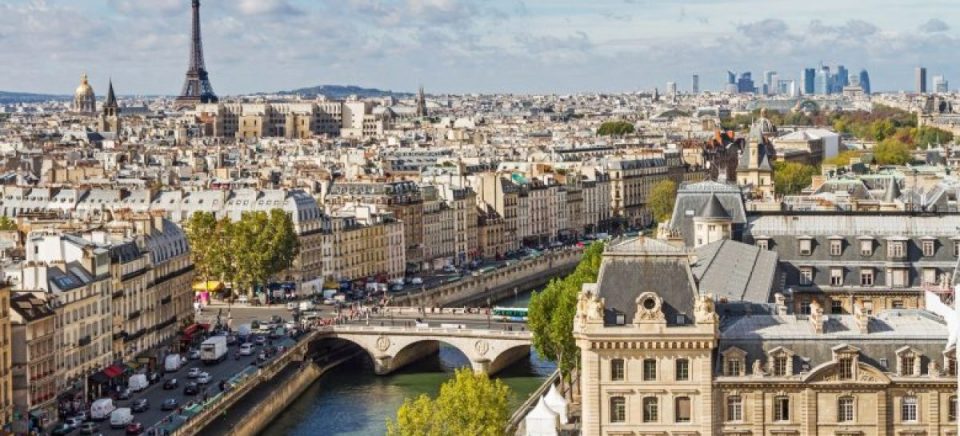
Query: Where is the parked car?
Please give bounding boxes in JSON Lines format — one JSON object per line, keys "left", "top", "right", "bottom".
{"left": 146, "top": 372, "right": 161, "bottom": 384}
{"left": 71, "top": 411, "right": 88, "bottom": 422}
{"left": 162, "top": 378, "right": 178, "bottom": 390}
{"left": 254, "top": 335, "right": 266, "bottom": 345}
{"left": 79, "top": 422, "right": 98, "bottom": 435}
{"left": 161, "top": 398, "right": 178, "bottom": 411}
{"left": 115, "top": 388, "right": 132, "bottom": 400}
{"left": 187, "top": 350, "right": 201, "bottom": 360}
{"left": 186, "top": 368, "right": 201, "bottom": 378}
{"left": 286, "top": 302, "right": 298, "bottom": 311}
{"left": 197, "top": 373, "right": 211, "bottom": 385}
{"left": 65, "top": 417, "right": 84, "bottom": 429}
{"left": 411, "top": 277, "right": 423, "bottom": 285}
{"left": 225, "top": 335, "right": 238, "bottom": 345}
{"left": 183, "top": 382, "right": 199, "bottom": 396}
{"left": 126, "top": 422, "right": 144, "bottom": 435}
{"left": 51, "top": 424, "right": 74, "bottom": 435}
{"left": 131, "top": 398, "right": 149, "bottom": 413}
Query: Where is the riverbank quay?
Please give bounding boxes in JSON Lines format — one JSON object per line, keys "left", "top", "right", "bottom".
{"left": 392, "top": 248, "right": 582, "bottom": 308}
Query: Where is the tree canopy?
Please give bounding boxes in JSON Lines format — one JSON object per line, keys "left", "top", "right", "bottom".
{"left": 528, "top": 242, "right": 604, "bottom": 383}
{"left": 0, "top": 216, "right": 17, "bottom": 231}
{"left": 872, "top": 138, "right": 913, "bottom": 166}
{"left": 648, "top": 180, "right": 677, "bottom": 223}
{"left": 772, "top": 161, "right": 818, "bottom": 196}
{"left": 596, "top": 120, "right": 635, "bottom": 137}
{"left": 185, "top": 210, "right": 300, "bottom": 296}
{"left": 387, "top": 368, "right": 510, "bottom": 436}
{"left": 822, "top": 150, "right": 863, "bottom": 167}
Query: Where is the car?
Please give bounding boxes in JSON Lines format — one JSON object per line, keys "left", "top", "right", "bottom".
{"left": 146, "top": 372, "right": 161, "bottom": 384}
{"left": 131, "top": 398, "right": 149, "bottom": 413}
{"left": 160, "top": 398, "right": 178, "bottom": 411}
{"left": 187, "top": 350, "right": 201, "bottom": 360}
{"left": 239, "top": 343, "right": 254, "bottom": 355}
{"left": 115, "top": 389, "right": 132, "bottom": 400}
{"left": 442, "top": 265, "right": 457, "bottom": 273}
{"left": 411, "top": 277, "right": 423, "bottom": 285}
{"left": 197, "top": 373, "right": 211, "bottom": 385}
{"left": 72, "top": 411, "right": 88, "bottom": 422}
{"left": 186, "top": 368, "right": 201, "bottom": 378}
{"left": 51, "top": 424, "right": 74, "bottom": 435}
{"left": 126, "top": 422, "right": 144, "bottom": 435}
{"left": 183, "top": 382, "right": 199, "bottom": 395}
{"left": 254, "top": 335, "right": 266, "bottom": 345}
{"left": 65, "top": 417, "right": 84, "bottom": 429}
{"left": 284, "top": 321, "right": 297, "bottom": 330}
{"left": 225, "top": 334, "right": 238, "bottom": 345}
{"left": 270, "top": 315, "right": 283, "bottom": 324}
{"left": 79, "top": 422, "right": 98, "bottom": 435}
{"left": 162, "top": 378, "right": 178, "bottom": 390}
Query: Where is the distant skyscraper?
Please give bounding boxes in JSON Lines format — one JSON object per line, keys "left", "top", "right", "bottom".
{"left": 815, "top": 66, "right": 830, "bottom": 95}
{"left": 916, "top": 67, "right": 927, "bottom": 94}
{"left": 933, "top": 75, "right": 948, "bottom": 93}
{"left": 859, "top": 69, "right": 871, "bottom": 95}
{"left": 737, "top": 72, "right": 755, "bottom": 94}
{"left": 834, "top": 65, "right": 849, "bottom": 93}
{"left": 727, "top": 71, "right": 736, "bottom": 85}
{"left": 802, "top": 68, "right": 816, "bottom": 95}
{"left": 763, "top": 71, "right": 777, "bottom": 95}
{"left": 666, "top": 81, "right": 677, "bottom": 97}
{"left": 692, "top": 74, "right": 700, "bottom": 94}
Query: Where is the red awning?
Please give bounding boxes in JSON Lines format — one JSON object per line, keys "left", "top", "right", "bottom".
{"left": 182, "top": 323, "right": 211, "bottom": 337}
{"left": 103, "top": 364, "right": 124, "bottom": 378}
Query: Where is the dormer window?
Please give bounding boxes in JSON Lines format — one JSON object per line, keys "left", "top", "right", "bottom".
{"left": 838, "top": 357, "right": 854, "bottom": 380}
{"left": 756, "top": 239, "right": 769, "bottom": 250}
{"left": 722, "top": 347, "right": 747, "bottom": 376}
{"left": 829, "top": 239, "right": 843, "bottom": 256}
{"left": 922, "top": 239, "right": 936, "bottom": 257}
{"left": 860, "top": 239, "right": 874, "bottom": 256}
{"left": 768, "top": 347, "right": 794, "bottom": 377}
{"left": 887, "top": 240, "right": 906, "bottom": 258}
{"left": 896, "top": 346, "right": 922, "bottom": 377}
{"left": 799, "top": 237, "right": 813, "bottom": 256}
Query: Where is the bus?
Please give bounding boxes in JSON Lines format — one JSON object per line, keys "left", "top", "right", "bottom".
{"left": 492, "top": 307, "right": 529, "bottom": 322}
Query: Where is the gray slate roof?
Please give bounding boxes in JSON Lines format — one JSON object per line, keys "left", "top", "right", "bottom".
{"left": 692, "top": 240, "right": 778, "bottom": 302}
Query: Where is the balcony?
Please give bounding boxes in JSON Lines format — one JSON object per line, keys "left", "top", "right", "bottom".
{"left": 124, "top": 328, "right": 146, "bottom": 343}
{"left": 127, "top": 310, "right": 141, "bottom": 321}
{"left": 77, "top": 336, "right": 91, "bottom": 347}
{"left": 112, "top": 290, "right": 124, "bottom": 300}
{"left": 160, "top": 296, "right": 172, "bottom": 305}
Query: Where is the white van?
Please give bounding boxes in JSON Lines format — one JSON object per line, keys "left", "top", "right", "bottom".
{"left": 128, "top": 374, "right": 148, "bottom": 392}
{"left": 109, "top": 408, "right": 133, "bottom": 428}
{"left": 90, "top": 398, "right": 116, "bottom": 421}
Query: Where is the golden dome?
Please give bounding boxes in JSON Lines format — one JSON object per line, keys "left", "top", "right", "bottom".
{"left": 74, "top": 73, "right": 94, "bottom": 99}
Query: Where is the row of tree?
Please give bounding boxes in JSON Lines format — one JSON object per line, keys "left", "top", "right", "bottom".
{"left": 596, "top": 120, "right": 636, "bottom": 137}
{"left": 185, "top": 210, "right": 300, "bottom": 297}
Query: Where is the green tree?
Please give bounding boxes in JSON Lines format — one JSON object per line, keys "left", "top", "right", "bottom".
{"left": 915, "top": 126, "right": 954, "bottom": 148}
{"left": 185, "top": 212, "right": 221, "bottom": 283}
{"left": 773, "top": 161, "right": 818, "bottom": 196}
{"left": 0, "top": 216, "right": 17, "bottom": 231}
{"left": 528, "top": 243, "right": 604, "bottom": 385}
{"left": 387, "top": 368, "right": 510, "bottom": 436}
{"left": 596, "top": 120, "right": 635, "bottom": 137}
{"left": 873, "top": 138, "right": 913, "bottom": 165}
{"left": 823, "top": 150, "right": 863, "bottom": 167}
{"left": 648, "top": 180, "right": 677, "bottom": 223}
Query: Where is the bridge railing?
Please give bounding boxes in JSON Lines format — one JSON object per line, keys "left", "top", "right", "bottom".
{"left": 315, "top": 324, "right": 533, "bottom": 338}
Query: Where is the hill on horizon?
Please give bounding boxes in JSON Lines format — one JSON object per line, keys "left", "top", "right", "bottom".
{"left": 276, "top": 84, "right": 412, "bottom": 99}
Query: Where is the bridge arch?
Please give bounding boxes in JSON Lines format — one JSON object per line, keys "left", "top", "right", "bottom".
{"left": 312, "top": 327, "right": 533, "bottom": 376}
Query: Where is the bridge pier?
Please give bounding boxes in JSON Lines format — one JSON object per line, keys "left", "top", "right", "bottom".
{"left": 374, "top": 341, "right": 440, "bottom": 375}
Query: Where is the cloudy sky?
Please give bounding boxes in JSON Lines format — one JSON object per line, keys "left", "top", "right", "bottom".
{"left": 1, "top": 0, "right": 957, "bottom": 95}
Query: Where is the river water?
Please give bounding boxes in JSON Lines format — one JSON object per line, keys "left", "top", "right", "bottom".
{"left": 264, "top": 292, "right": 553, "bottom": 436}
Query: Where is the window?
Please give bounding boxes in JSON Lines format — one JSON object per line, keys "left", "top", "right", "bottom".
{"left": 830, "top": 268, "right": 844, "bottom": 286}
{"left": 838, "top": 358, "right": 854, "bottom": 380}
{"left": 923, "top": 268, "right": 938, "bottom": 286}
{"left": 923, "top": 240, "right": 935, "bottom": 257}
{"left": 725, "top": 358, "right": 742, "bottom": 376}
{"left": 831, "top": 300, "right": 843, "bottom": 314}
{"left": 947, "top": 357, "right": 957, "bottom": 376}
{"left": 892, "top": 300, "right": 904, "bottom": 309}
{"left": 800, "top": 267, "right": 813, "bottom": 286}
{"left": 773, "top": 355, "right": 788, "bottom": 376}
{"left": 955, "top": 242, "right": 960, "bottom": 257}
{"left": 726, "top": 396, "right": 742, "bottom": 422}
{"left": 950, "top": 396, "right": 957, "bottom": 422}
{"left": 643, "top": 359, "right": 657, "bottom": 381}
{"left": 860, "top": 240, "right": 873, "bottom": 256}
{"left": 800, "top": 299, "right": 811, "bottom": 315}
{"left": 901, "top": 396, "right": 918, "bottom": 422}
{"left": 756, "top": 239, "right": 768, "bottom": 250}
{"left": 675, "top": 397, "right": 691, "bottom": 423}
{"left": 830, "top": 239, "right": 842, "bottom": 256}
{"left": 888, "top": 241, "right": 905, "bottom": 258}
{"left": 900, "top": 355, "right": 915, "bottom": 376}
{"left": 610, "top": 396, "right": 626, "bottom": 423}
{"left": 860, "top": 269, "right": 874, "bottom": 286}
{"left": 799, "top": 239, "right": 812, "bottom": 256}
{"left": 676, "top": 359, "right": 689, "bottom": 381}
{"left": 838, "top": 397, "right": 855, "bottom": 422}
{"left": 643, "top": 397, "right": 658, "bottom": 422}
{"left": 611, "top": 359, "right": 625, "bottom": 381}
{"left": 889, "top": 269, "right": 909, "bottom": 288}
{"left": 774, "top": 396, "right": 790, "bottom": 422}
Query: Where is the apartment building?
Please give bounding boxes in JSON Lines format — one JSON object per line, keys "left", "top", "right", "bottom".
{"left": 9, "top": 293, "right": 57, "bottom": 429}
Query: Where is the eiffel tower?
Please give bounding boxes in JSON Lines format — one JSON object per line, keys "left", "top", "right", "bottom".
{"left": 175, "top": 0, "right": 217, "bottom": 109}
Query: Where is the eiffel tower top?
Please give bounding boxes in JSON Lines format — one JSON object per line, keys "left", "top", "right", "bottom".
{"left": 175, "top": 0, "right": 217, "bottom": 110}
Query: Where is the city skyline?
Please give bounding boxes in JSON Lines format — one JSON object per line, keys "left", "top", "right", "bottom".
{"left": 1, "top": 0, "right": 959, "bottom": 95}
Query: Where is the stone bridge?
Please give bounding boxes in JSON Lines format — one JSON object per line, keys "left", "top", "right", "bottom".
{"left": 311, "top": 325, "right": 533, "bottom": 375}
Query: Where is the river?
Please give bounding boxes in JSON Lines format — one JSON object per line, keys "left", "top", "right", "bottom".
{"left": 264, "top": 291, "right": 552, "bottom": 436}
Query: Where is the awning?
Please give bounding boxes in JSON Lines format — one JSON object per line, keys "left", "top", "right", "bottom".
{"left": 88, "top": 372, "right": 109, "bottom": 385}
{"left": 104, "top": 364, "right": 124, "bottom": 378}
{"left": 192, "top": 281, "right": 224, "bottom": 292}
